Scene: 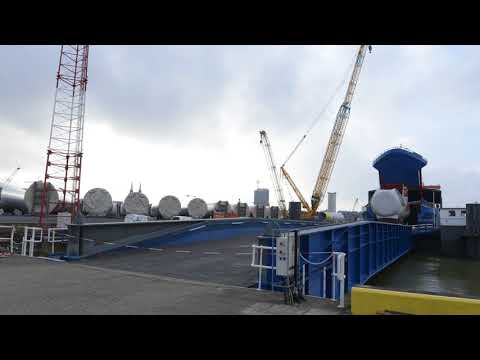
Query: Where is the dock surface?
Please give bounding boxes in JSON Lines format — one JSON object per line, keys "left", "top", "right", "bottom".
{"left": 0, "top": 256, "right": 342, "bottom": 315}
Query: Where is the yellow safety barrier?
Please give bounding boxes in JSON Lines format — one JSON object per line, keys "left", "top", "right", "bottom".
{"left": 351, "top": 286, "right": 480, "bottom": 315}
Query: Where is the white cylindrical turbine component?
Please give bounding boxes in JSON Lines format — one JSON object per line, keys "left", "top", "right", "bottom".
{"left": 319, "top": 211, "right": 345, "bottom": 222}
{"left": 370, "top": 189, "right": 408, "bottom": 218}
{"left": 123, "top": 192, "right": 150, "bottom": 216}
{"left": 0, "top": 182, "right": 27, "bottom": 213}
{"left": 187, "top": 198, "right": 208, "bottom": 219}
{"left": 24, "top": 181, "right": 59, "bottom": 215}
{"left": 82, "top": 188, "right": 113, "bottom": 216}
{"left": 158, "top": 195, "right": 181, "bottom": 219}
{"left": 109, "top": 201, "right": 123, "bottom": 217}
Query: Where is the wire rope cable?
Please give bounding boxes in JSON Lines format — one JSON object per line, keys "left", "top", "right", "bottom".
{"left": 282, "top": 50, "right": 358, "bottom": 167}
{"left": 299, "top": 252, "right": 333, "bottom": 266}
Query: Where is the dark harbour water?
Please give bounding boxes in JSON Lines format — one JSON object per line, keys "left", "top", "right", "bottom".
{"left": 367, "top": 250, "right": 480, "bottom": 299}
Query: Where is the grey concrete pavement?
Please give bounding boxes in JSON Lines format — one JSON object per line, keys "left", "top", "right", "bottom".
{"left": 0, "top": 256, "right": 342, "bottom": 315}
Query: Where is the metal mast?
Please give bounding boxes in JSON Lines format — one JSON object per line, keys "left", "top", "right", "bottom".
{"left": 310, "top": 45, "right": 371, "bottom": 213}
{"left": 259, "top": 130, "right": 287, "bottom": 217}
{"left": 39, "top": 45, "right": 90, "bottom": 227}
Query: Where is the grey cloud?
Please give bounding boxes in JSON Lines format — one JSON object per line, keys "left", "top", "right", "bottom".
{"left": 87, "top": 46, "right": 238, "bottom": 144}
{"left": 0, "top": 45, "right": 58, "bottom": 131}
{"left": 3, "top": 45, "right": 480, "bottom": 208}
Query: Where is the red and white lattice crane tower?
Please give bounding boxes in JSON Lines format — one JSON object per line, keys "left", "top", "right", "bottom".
{"left": 39, "top": 45, "right": 90, "bottom": 227}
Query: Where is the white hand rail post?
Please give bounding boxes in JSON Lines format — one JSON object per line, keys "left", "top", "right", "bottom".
{"left": 257, "top": 247, "right": 263, "bottom": 291}
{"left": 332, "top": 255, "right": 336, "bottom": 300}
{"left": 48, "top": 228, "right": 56, "bottom": 254}
{"left": 10, "top": 226, "right": 15, "bottom": 254}
{"left": 336, "top": 253, "right": 346, "bottom": 308}
{"left": 21, "top": 227, "right": 27, "bottom": 256}
{"left": 29, "top": 228, "right": 35, "bottom": 257}
{"left": 302, "top": 264, "right": 306, "bottom": 296}
{"left": 323, "top": 267, "right": 327, "bottom": 298}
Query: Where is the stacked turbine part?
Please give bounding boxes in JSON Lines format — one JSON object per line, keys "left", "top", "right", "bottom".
{"left": 123, "top": 191, "right": 150, "bottom": 216}
{"left": 158, "top": 195, "right": 181, "bottom": 219}
{"left": 187, "top": 198, "right": 208, "bottom": 219}
{"left": 82, "top": 188, "right": 113, "bottom": 216}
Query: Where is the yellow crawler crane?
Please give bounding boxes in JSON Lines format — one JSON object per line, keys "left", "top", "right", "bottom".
{"left": 280, "top": 166, "right": 311, "bottom": 213}
{"left": 283, "top": 45, "right": 372, "bottom": 220}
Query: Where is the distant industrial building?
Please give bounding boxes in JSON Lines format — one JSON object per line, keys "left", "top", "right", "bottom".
{"left": 254, "top": 188, "right": 269, "bottom": 207}
{"left": 327, "top": 192, "right": 336, "bottom": 213}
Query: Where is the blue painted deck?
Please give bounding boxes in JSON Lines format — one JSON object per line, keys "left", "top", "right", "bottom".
{"left": 136, "top": 219, "right": 316, "bottom": 249}
{"left": 66, "top": 218, "right": 319, "bottom": 259}
{"left": 131, "top": 220, "right": 312, "bottom": 252}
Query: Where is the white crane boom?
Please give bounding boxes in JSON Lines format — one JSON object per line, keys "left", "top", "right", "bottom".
{"left": 352, "top": 197, "right": 359, "bottom": 212}
{"left": 2, "top": 167, "right": 20, "bottom": 190}
{"left": 310, "top": 45, "right": 371, "bottom": 213}
{"left": 259, "top": 130, "right": 287, "bottom": 217}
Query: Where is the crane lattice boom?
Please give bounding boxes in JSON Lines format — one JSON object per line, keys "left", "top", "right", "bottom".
{"left": 310, "top": 45, "right": 371, "bottom": 213}
{"left": 352, "top": 197, "right": 359, "bottom": 212}
{"left": 40, "top": 45, "right": 90, "bottom": 227}
{"left": 2, "top": 167, "right": 21, "bottom": 192}
{"left": 259, "top": 130, "right": 287, "bottom": 217}
{"left": 280, "top": 166, "right": 311, "bottom": 213}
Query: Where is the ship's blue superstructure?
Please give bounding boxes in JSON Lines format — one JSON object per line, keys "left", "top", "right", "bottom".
{"left": 366, "top": 147, "right": 441, "bottom": 227}
{"left": 373, "top": 147, "right": 427, "bottom": 188}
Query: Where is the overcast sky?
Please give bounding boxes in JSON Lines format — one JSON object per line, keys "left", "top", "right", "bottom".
{"left": 0, "top": 45, "right": 478, "bottom": 210}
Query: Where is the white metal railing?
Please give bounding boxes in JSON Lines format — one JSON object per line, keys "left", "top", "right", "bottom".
{"left": 300, "top": 251, "right": 346, "bottom": 308}
{"left": 251, "top": 244, "right": 277, "bottom": 291}
{"left": 250, "top": 243, "right": 346, "bottom": 308}
{"left": 0, "top": 225, "right": 16, "bottom": 254}
{"left": 21, "top": 227, "right": 43, "bottom": 257}
{"left": 0, "top": 225, "right": 15, "bottom": 254}
{"left": 47, "top": 228, "right": 68, "bottom": 254}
